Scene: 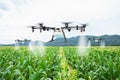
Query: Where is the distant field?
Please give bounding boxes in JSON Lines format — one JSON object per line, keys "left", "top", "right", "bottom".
{"left": 0, "top": 46, "right": 120, "bottom": 80}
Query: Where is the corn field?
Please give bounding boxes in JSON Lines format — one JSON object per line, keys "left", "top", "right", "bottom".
{"left": 0, "top": 46, "right": 120, "bottom": 80}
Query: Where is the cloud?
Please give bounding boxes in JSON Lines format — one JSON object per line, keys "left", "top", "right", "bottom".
{"left": 0, "top": 0, "right": 120, "bottom": 43}
{"left": 0, "top": 2, "right": 9, "bottom": 11}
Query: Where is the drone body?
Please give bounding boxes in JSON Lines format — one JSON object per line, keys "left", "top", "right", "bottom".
{"left": 15, "top": 39, "right": 31, "bottom": 42}
{"left": 28, "top": 22, "right": 87, "bottom": 42}
{"left": 88, "top": 37, "right": 104, "bottom": 42}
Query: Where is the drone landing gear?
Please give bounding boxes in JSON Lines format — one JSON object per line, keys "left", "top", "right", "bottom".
{"left": 61, "top": 29, "right": 67, "bottom": 42}
{"left": 49, "top": 29, "right": 67, "bottom": 42}
{"left": 49, "top": 34, "right": 54, "bottom": 42}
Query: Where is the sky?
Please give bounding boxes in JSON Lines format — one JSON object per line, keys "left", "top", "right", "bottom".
{"left": 0, "top": 0, "right": 120, "bottom": 43}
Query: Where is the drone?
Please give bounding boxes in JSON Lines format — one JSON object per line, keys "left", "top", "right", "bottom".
{"left": 28, "top": 22, "right": 87, "bottom": 42}
{"left": 93, "top": 37, "right": 104, "bottom": 42}
{"left": 88, "top": 37, "right": 104, "bottom": 42}
{"left": 15, "top": 39, "right": 31, "bottom": 42}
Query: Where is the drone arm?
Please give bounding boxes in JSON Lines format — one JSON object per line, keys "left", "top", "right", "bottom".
{"left": 48, "top": 27, "right": 55, "bottom": 30}
{"left": 62, "top": 26, "right": 79, "bottom": 29}
{"left": 31, "top": 26, "right": 39, "bottom": 32}
{"left": 42, "top": 27, "right": 55, "bottom": 31}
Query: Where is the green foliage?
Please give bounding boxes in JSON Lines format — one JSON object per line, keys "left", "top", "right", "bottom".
{"left": 0, "top": 46, "right": 120, "bottom": 80}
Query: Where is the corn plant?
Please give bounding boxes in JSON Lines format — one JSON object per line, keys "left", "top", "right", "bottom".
{"left": 0, "top": 46, "right": 120, "bottom": 80}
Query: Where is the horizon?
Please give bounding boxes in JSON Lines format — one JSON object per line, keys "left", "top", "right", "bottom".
{"left": 0, "top": 0, "right": 120, "bottom": 44}
{"left": 0, "top": 34, "right": 120, "bottom": 44}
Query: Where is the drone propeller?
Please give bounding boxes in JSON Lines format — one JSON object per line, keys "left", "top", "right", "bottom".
{"left": 38, "top": 23, "right": 44, "bottom": 27}
{"left": 62, "top": 22, "right": 72, "bottom": 24}
{"left": 81, "top": 23, "right": 88, "bottom": 32}
{"left": 62, "top": 22, "right": 72, "bottom": 28}
{"left": 81, "top": 23, "right": 88, "bottom": 27}
{"left": 27, "top": 26, "right": 37, "bottom": 28}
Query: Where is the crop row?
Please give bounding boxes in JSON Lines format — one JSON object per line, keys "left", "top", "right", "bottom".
{"left": 0, "top": 46, "right": 120, "bottom": 80}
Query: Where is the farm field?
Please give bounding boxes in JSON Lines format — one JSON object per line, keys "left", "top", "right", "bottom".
{"left": 0, "top": 46, "right": 120, "bottom": 80}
